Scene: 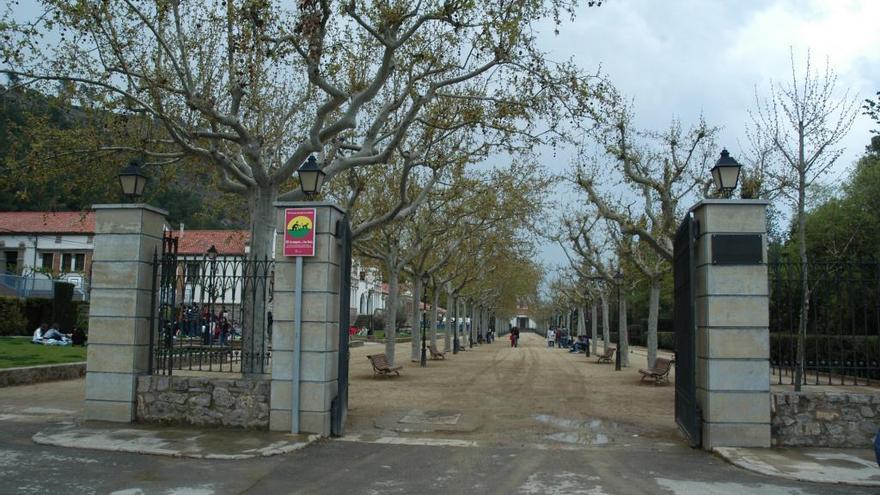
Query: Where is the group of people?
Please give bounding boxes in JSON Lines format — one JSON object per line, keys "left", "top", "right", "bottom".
{"left": 32, "top": 322, "right": 86, "bottom": 346}
{"left": 169, "top": 304, "right": 238, "bottom": 345}
{"left": 546, "top": 327, "right": 589, "bottom": 353}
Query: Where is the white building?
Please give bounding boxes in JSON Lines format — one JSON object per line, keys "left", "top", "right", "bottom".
{"left": 349, "top": 260, "right": 386, "bottom": 325}
{"left": 0, "top": 211, "right": 95, "bottom": 299}
{"left": 173, "top": 229, "right": 252, "bottom": 307}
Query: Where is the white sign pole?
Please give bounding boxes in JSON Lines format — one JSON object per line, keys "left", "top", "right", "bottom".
{"left": 291, "top": 255, "right": 303, "bottom": 434}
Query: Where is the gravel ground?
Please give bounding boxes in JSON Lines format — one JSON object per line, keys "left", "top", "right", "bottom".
{"left": 347, "top": 332, "right": 681, "bottom": 448}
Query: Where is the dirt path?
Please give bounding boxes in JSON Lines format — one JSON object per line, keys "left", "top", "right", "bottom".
{"left": 347, "top": 332, "right": 681, "bottom": 449}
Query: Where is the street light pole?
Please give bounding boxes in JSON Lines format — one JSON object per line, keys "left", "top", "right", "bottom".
{"left": 452, "top": 296, "right": 459, "bottom": 354}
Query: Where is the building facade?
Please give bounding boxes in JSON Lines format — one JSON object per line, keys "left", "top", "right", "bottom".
{"left": 0, "top": 211, "right": 95, "bottom": 299}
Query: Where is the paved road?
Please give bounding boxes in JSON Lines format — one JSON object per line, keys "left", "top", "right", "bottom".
{"left": 0, "top": 335, "right": 874, "bottom": 494}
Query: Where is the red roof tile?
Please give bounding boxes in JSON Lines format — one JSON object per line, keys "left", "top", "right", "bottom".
{"left": 172, "top": 230, "right": 249, "bottom": 256}
{"left": 0, "top": 211, "right": 95, "bottom": 234}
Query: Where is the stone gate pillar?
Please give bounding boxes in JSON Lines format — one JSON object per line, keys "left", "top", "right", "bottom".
{"left": 85, "top": 204, "right": 167, "bottom": 422}
{"left": 270, "top": 202, "right": 344, "bottom": 436}
{"left": 693, "top": 199, "right": 771, "bottom": 449}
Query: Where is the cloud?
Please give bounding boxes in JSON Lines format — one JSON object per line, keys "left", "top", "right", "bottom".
{"left": 536, "top": 0, "right": 878, "bottom": 277}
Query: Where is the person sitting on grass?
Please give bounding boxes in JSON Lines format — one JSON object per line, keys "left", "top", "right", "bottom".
{"left": 71, "top": 327, "right": 87, "bottom": 346}
{"left": 32, "top": 322, "right": 48, "bottom": 344}
{"left": 42, "top": 323, "right": 71, "bottom": 346}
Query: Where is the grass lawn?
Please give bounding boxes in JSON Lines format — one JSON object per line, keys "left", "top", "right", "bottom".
{"left": 0, "top": 337, "right": 87, "bottom": 369}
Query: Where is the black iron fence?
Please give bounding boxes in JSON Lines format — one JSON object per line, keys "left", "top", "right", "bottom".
{"left": 150, "top": 235, "right": 274, "bottom": 375}
{"left": 769, "top": 260, "right": 880, "bottom": 386}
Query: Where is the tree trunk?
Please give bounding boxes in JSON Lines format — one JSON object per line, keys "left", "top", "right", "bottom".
{"left": 601, "top": 293, "right": 609, "bottom": 353}
{"left": 411, "top": 274, "right": 422, "bottom": 361}
{"left": 619, "top": 296, "right": 629, "bottom": 367}
{"left": 471, "top": 301, "right": 478, "bottom": 344}
{"left": 566, "top": 308, "right": 571, "bottom": 334}
{"left": 578, "top": 306, "right": 586, "bottom": 336}
{"left": 591, "top": 301, "right": 598, "bottom": 355}
{"left": 241, "top": 185, "right": 276, "bottom": 376}
{"left": 430, "top": 287, "right": 440, "bottom": 348}
{"left": 795, "top": 126, "right": 809, "bottom": 391}
{"left": 384, "top": 267, "right": 400, "bottom": 367}
{"left": 647, "top": 279, "right": 660, "bottom": 368}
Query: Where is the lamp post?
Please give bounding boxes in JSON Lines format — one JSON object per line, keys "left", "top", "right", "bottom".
{"left": 206, "top": 244, "right": 218, "bottom": 345}
{"left": 367, "top": 288, "right": 374, "bottom": 337}
{"left": 420, "top": 272, "right": 429, "bottom": 368}
{"left": 297, "top": 155, "right": 327, "bottom": 198}
{"left": 614, "top": 271, "right": 623, "bottom": 371}
{"left": 453, "top": 296, "right": 460, "bottom": 354}
{"left": 710, "top": 149, "right": 742, "bottom": 198}
{"left": 118, "top": 159, "right": 149, "bottom": 201}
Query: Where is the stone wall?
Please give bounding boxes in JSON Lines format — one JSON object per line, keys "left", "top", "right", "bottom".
{"left": 771, "top": 390, "right": 880, "bottom": 447}
{"left": 0, "top": 362, "right": 86, "bottom": 388}
{"left": 137, "top": 375, "right": 269, "bottom": 429}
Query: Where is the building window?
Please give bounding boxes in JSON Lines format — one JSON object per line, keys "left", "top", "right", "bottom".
{"left": 60, "top": 253, "right": 85, "bottom": 273}
{"left": 185, "top": 262, "right": 200, "bottom": 281}
{"left": 41, "top": 253, "right": 54, "bottom": 269}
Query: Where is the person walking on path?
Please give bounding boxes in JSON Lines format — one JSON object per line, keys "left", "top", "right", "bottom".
{"left": 547, "top": 328, "right": 555, "bottom": 348}
{"left": 509, "top": 327, "right": 519, "bottom": 348}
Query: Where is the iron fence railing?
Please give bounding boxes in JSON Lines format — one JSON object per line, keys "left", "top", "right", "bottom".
{"left": 769, "top": 259, "right": 880, "bottom": 386}
{"left": 150, "top": 234, "right": 274, "bottom": 375}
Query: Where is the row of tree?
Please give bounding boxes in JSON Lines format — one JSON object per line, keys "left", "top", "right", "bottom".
{"left": 550, "top": 50, "right": 868, "bottom": 372}
{"left": 1, "top": 1, "right": 612, "bottom": 373}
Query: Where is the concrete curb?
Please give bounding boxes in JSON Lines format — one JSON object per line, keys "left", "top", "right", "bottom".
{"left": 0, "top": 362, "right": 86, "bottom": 388}
{"left": 32, "top": 424, "right": 320, "bottom": 460}
{"left": 714, "top": 447, "right": 880, "bottom": 487}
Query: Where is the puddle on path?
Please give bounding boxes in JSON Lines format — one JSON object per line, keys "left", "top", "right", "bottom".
{"left": 534, "top": 414, "right": 632, "bottom": 446}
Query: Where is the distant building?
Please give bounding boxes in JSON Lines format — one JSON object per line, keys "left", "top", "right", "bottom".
{"left": 349, "top": 261, "right": 387, "bottom": 328}
{"left": 172, "top": 229, "right": 251, "bottom": 306}
{"left": 0, "top": 211, "right": 95, "bottom": 299}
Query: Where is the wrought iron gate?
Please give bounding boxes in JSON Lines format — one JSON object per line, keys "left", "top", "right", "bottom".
{"left": 331, "top": 214, "right": 352, "bottom": 436}
{"left": 149, "top": 232, "right": 273, "bottom": 376}
{"left": 673, "top": 213, "right": 701, "bottom": 447}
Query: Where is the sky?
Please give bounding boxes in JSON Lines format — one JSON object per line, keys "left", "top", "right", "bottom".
{"left": 7, "top": 0, "right": 879, "bottom": 289}
{"left": 533, "top": 0, "right": 880, "bottom": 283}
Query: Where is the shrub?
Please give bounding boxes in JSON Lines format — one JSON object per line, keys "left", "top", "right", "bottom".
{"left": 73, "top": 301, "right": 90, "bottom": 331}
{"left": 658, "top": 331, "right": 675, "bottom": 351}
{"left": 0, "top": 297, "right": 27, "bottom": 336}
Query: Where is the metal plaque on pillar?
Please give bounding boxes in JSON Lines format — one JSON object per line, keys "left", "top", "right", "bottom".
{"left": 711, "top": 234, "right": 763, "bottom": 265}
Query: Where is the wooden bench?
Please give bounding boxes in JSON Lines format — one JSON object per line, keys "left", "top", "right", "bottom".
{"left": 367, "top": 353, "right": 403, "bottom": 377}
{"left": 429, "top": 343, "right": 447, "bottom": 360}
{"left": 596, "top": 347, "right": 616, "bottom": 363}
{"left": 639, "top": 357, "right": 674, "bottom": 384}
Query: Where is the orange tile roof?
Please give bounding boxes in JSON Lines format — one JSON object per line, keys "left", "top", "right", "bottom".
{"left": 172, "top": 230, "right": 249, "bottom": 255}
{"left": 0, "top": 211, "right": 95, "bottom": 234}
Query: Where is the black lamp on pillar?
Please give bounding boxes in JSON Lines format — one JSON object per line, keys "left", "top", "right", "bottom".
{"left": 297, "top": 155, "right": 327, "bottom": 198}
{"left": 118, "top": 159, "right": 149, "bottom": 201}
{"left": 711, "top": 149, "right": 742, "bottom": 198}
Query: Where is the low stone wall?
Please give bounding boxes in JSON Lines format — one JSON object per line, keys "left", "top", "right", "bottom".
{"left": 0, "top": 362, "right": 86, "bottom": 387}
{"left": 771, "top": 390, "right": 880, "bottom": 447}
{"left": 137, "top": 375, "right": 270, "bottom": 429}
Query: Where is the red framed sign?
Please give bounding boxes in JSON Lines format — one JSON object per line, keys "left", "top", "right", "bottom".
{"left": 283, "top": 208, "right": 317, "bottom": 257}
